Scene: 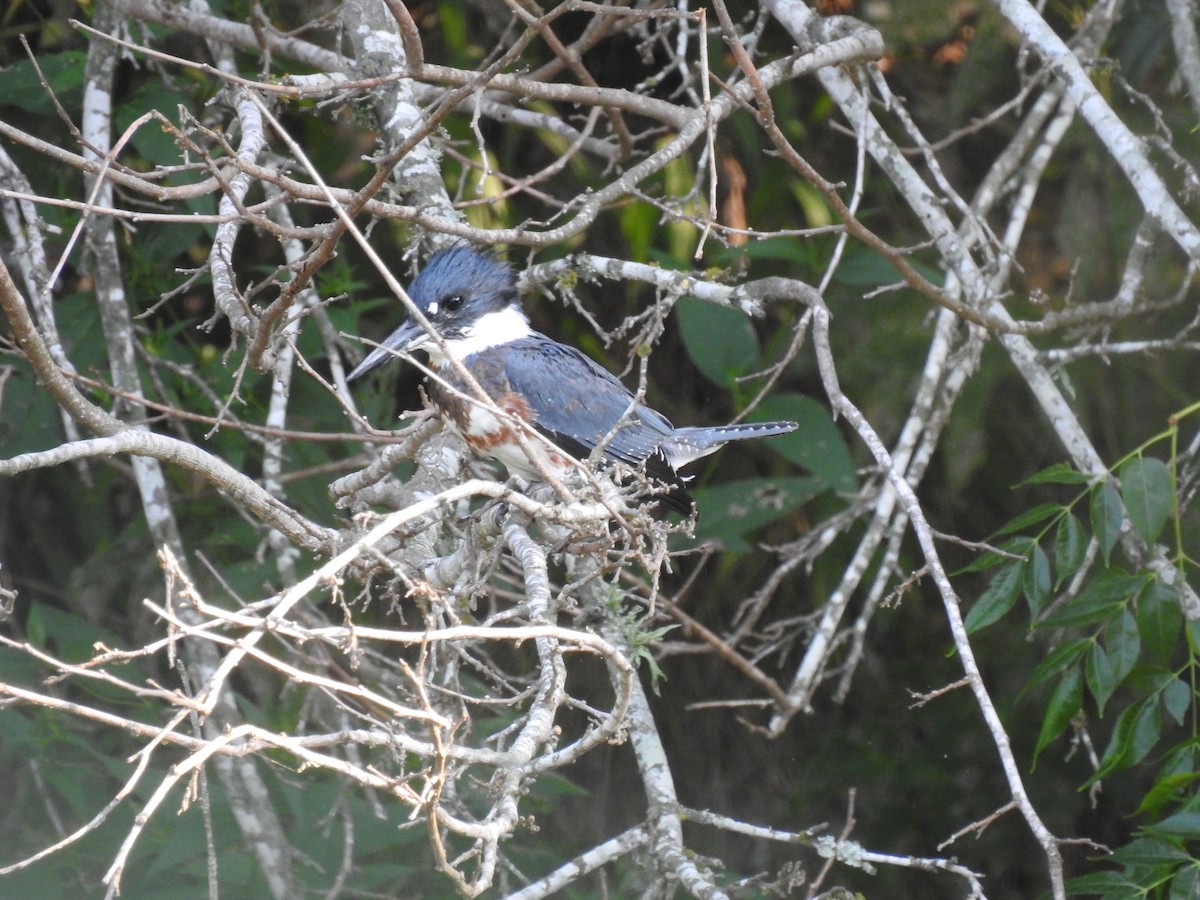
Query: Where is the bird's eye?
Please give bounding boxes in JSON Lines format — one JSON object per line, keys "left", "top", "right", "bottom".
{"left": 443, "top": 294, "right": 465, "bottom": 313}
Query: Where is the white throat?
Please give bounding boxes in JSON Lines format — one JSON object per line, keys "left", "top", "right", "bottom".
{"left": 430, "top": 305, "right": 532, "bottom": 364}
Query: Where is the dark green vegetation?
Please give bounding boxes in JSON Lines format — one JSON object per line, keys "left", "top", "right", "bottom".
{"left": 1, "top": 0, "right": 1198, "bottom": 897}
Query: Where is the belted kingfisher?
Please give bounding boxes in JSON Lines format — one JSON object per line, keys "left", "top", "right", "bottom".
{"left": 348, "top": 245, "right": 798, "bottom": 513}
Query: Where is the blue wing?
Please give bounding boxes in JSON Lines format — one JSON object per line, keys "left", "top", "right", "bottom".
{"left": 496, "top": 336, "right": 675, "bottom": 467}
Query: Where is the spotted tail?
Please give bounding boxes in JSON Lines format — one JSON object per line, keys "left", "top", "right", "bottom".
{"left": 661, "top": 420, "right": 798, "bottom": 469}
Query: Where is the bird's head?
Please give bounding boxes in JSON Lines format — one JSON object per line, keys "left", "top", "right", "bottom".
{"left": 349, "top": 245, "right": 529, "bottom": 378}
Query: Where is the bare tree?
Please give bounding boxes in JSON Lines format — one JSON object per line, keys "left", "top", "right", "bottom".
{"left": 1, "top": 1, "right": 1198, "bottom": 897}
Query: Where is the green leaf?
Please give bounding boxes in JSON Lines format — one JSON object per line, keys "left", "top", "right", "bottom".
{"left": 992, "top": 502, "right": 1066, "bottom": 538}
{"left": 1040, "top": 570, "right": 1147, "bottom": 628}
{"left": 966, "top": 561, "right": 1023, "bottom": 633}
{"left": 1120, "top": 456, "right": 1173, "bottom": 545}
{"left": 693, "top": 476, "right": 825, "bottom": 552}
{"left": 3, "top": 290, "right": 109, "bottom": 456}
{"left": 1137, "top": 772, "right": 1200, "bottom": 818}
{"left": 1159, "top": 741, "right": 1200, "bottom": 780}
{"left": 789, "top": 180, "right": 834, "bottom": 228}
{"left": 1145, "top": 811, "right": 1200, "bottom": 839}
{"left": 1170, "top": 865, "right": 1200, "bottom": 900}
{"left": 1162, "top": 679, "right": 1192, "bottom": 727}
{"left": 1090, "top": 482, "right": 1124, "bottom": 566}
{"left": 1027, "top": 638, "right": 1091, "bottom": 689}
{"left": 751, "top": 394, "right": 858, "bottom": 493}
{"left": 1065, "top": 871, "right": 1139, "bottom": 895}
{"left": 116, "top": 84, "right": 194, "bottom": 169}
{"left": 832, "top": 244, "right": 907, "bottom": 288}
{"left": 1034, "top": 664, "right": 1082, "bottom": 764}
{"left": 0, "top": 365, "right": 66, "bottom": 456}
{"left": 1086, "top": 642, "right": 1117, "bottom": 716}
{"left": 1105, "top": 610, "right": 1140, "bottom": 689}
{"left": 1021, "top": 462, "right": 1097, "bottom": 486}
{"left": 1111, "top": 836, "right": 1192, "bottom": 866}
{"left": 619, "top": 201, "right": 656, "bottom": 261}
{"left": 25, "top": 603, "right": 123, "bottom": 663}
{"left": 1090, "top": 698, "right": 1162, "bottom": 784}
{"left": 1139, "top": 580, "right": 1184, "bottom": 663}
{"left": 0, "top": 50, "right": 87, "bottom": 114}
{"left": 1054, "top": 513, "right": 1088, "bottom": 589}
{"left": 720, "top": 236, "right": 816, "bottom": 265}
{"left": 956, "top": 536, "right": 1034, "bottom": 574}
{"left": 1023, "top": 543, "right": 1052, "bottom": 616}
{"left": 675, "top": 296, "right": 761, "bottom": 387}
{"left": 1189, "top": 618, "right": 1200, "bottom": 655}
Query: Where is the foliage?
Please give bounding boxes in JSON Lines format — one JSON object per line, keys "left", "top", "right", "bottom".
{"left": 0, "top": 0, "right": 1197, "bottom": 899}
{"left": 967, "top": 403, "right": 1200, "bottom": 898}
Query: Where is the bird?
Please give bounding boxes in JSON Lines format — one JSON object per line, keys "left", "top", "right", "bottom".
{"left": 348, "top": 245, "right": 798, "bottom": 513}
